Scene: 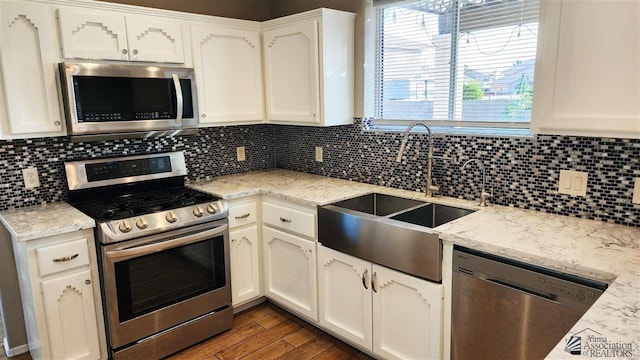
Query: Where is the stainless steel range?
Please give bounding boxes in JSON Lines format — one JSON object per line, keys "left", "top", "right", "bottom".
{"left": 65, "top": 151, "right": 232, "bottom": 360}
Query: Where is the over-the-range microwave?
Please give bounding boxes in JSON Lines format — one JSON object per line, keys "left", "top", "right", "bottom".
{"left": 59, "top": 62, "right": 198, "bottom": 141}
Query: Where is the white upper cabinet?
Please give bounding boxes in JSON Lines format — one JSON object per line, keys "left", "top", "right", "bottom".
{"left": 0, "top": 1, "right": 65, "bottom": 138}
{"left": 191, "top": 23, "right": 264, "bottom": 125}
{"left": 263, "top": 21, "right": 320, "bottom": 124}
{"left": 262, "top": 9, "right": 355, "bottom": 126}
{"left": 124, "top": 14, "right": 184, "bottom": 63}
{"left": 58, "top": 9, "right": 185, "bottom": 63}
{"left": 531, "top": 0, "right": 640, "bottom": 138}
{"left": 57, "top": 9, "right": 128, "bottom": 61}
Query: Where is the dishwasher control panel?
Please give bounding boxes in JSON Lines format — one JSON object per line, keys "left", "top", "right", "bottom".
{"left": 453, "top": 246, "right": 607, "bottom": 310}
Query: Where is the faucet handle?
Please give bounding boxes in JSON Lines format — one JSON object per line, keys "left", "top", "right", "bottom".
{"left": 479, "top": 188, "right": 493, "bottom": 206}
{"left": 427, "top": 184, "right": 441, "bottom": 195}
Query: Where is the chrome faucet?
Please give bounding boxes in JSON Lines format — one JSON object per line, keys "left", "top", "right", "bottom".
{"left": 460, "top": 159, "right": 492, "bottom": 206}
{"left": 396, "top": 122, "right": 454, "bottom": 197}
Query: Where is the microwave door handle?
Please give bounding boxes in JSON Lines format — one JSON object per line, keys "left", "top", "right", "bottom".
{"left": 105, "top": 224, "right": 227, "bottom": 260}
{"left": 172, "top": 74, "right": 183, "bottom": 129}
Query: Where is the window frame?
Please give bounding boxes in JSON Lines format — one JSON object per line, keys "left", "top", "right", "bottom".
{"left": 370, "top": 0, "right": 537, "bottom": 135}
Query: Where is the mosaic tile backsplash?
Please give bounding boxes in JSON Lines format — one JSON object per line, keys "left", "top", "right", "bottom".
{"left": 1, "top": 120, "right": 638, "bottom": 227}
{"left": 0, "top": 125, "right": 276, "bottom": 211}
{"left": 275, "top": 119, "right": 640, "bottom": 227}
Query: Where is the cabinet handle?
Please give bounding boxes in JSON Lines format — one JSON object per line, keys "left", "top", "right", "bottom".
{"left": 122, "top": 49, "right": 128, "bottom": 54}
{"left": 133, "top": 49, "right": 139, "bottom": 55}
{"left": 52, "top": 254, "right": 79, "bottom": 263}
{"left": 372, "top": 272, "right": 378, "bottom": 293}
{"left": 54, "top": 121, "right": 61, "bottom": 126}
{"left": 85, "top": 279, "right": 91, "bottom": 285}
{"left": 280, "top": 217, "right": 292, "bottom": 223}
{"left": 235, "top": 213, "right": 251, "bottom": 219}
{"left": 362, "top": 269, "right": 369, "bottom": 290}
{"left": 202, "top": 114, "right": 207, "bottom": 118}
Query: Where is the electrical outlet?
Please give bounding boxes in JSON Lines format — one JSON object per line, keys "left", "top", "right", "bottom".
{"left": 558, "top": 170, "right": 588, "bottom": 197}
{"left": 315, "top": 146, "right": 323, "bottom": 162}
{"left": 22, "top": 167, "right": 40, "bottom": 189}
{"left": 236, "top": 146, "right": 246, "bottom": 162}
{"left": 633, "top": 178, "right": 640, "bottom": 205}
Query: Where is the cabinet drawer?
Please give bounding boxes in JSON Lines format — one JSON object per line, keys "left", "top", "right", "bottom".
{"left": 229, "top": 202, "right": 258, "bottom": 229}
{"left": 36, "top": 238, "right": 90, "bottom": 277}
{"left": 263, "top": 202, "right": 316, "bottom": 239}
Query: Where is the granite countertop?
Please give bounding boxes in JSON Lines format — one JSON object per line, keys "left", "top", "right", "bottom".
{"left": 190, "top": 169, "right": 640, "bottom": 359}
{"left": 2, "top": 169, "right": 637, "bottom": 358}
{"left": 0, "top": 202, "right": 95, "bottom": 242}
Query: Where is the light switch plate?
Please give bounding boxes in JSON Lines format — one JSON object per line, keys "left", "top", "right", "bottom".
{"left": 633, "top": 178, "right": 640, "bottom": 204}
{"left": 236, "top": 146, "right": 246, "bottom": 162}
{"left": 558, "top": 170, "right": 588, "bottom": 197}
{"left": 315, "top": 147, "right": 323, "bottom": 162}
{"left": 22, "top": 167, "right": 40, "bottom": 189}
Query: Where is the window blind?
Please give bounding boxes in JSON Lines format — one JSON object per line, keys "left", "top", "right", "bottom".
{"left": 376, "top": 0, "right": 539, "bottom": 125}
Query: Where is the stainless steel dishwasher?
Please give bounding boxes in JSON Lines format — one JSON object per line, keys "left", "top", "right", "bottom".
{"left": 452, "top": 246, "right": 607, "bottom": 360}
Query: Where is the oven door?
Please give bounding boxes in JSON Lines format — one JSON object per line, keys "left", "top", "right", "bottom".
{"left": 60, "top": 62, "right": 198, "bottom": 136}
{"left": 101, "top": 220, "right": 230, "bottom": 349}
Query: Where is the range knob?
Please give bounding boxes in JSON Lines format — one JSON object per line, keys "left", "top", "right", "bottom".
{"left": 118, "top": 220, "right": 132, "bottom": 233}
{"left": 166, "top": 211, "right": 178, "bottom": 223}
{"left": 136, "top": 217, "right": 149, "bottom": 229}
{"left": 193, "top": 206, "right": 204, "bottom": 217}
{"left": 206, "top": 203, "right": 218, "bottom": 214}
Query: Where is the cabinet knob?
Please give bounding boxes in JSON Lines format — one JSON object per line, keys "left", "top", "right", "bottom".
{"left": 54, "top": 121, "right": 61, "bottom": 126}
{"left": 122, "top": 49, "right": 128, "bottom": 54}
{"left": 133, "top": 49, "right": 139, "bottom": 55}
{"left": 201, "top": 114, "right": 207, "bottom": 118}
{"left": 85, "top": 279, "right": 91, "bottom": 285}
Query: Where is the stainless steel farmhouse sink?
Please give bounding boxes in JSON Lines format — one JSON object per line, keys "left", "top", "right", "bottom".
{"left": 390, "top": 203, "right": 476, "bottom": 228}
{"left": 330, "top": 193, "right": 426, "bottom": 216}
{"left": 318, "top": 193, "right": 475, "bottom": 281}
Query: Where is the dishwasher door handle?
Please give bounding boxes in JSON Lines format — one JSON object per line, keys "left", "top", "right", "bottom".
{"left": 488, "top": 278, "right": 556, "bottom": 301}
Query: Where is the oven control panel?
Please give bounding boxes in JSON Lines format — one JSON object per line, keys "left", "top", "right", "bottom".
{"left": 98, "top": 200, "right": 228, "bottom": 244}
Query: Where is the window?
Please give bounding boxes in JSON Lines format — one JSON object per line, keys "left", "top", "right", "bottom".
{"left": 374, "top": 0, "right": 539, "bottom": 131}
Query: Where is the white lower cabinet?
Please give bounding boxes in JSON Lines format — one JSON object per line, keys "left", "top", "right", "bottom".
{"left": 11, "top": 229, "right": 106, "bottom": 360}
{"left": 262, "top": 226, "right": 317, "bottom": 321}
{"left": 318, "top": 246, "right": 372, "bottom": 349}
{"left": 229, "top": 225, "right": 261, "bottom": 306}
{"left": 41, "top": 269, "right": 101, "bottom": 360}
{"left": 318, "top": 246, "right": 443, "bottom": 359}
{"left": 372, "top": 264, "right": 443, "bottom": 360}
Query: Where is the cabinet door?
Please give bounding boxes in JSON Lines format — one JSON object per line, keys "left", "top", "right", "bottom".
{"left": 57, "top": 9, "right": 129, "bottom": 61}
{"left": 125, "top": 14, "right": 185, "bottom": 63}
{"left": 230, "top": 226, "right": 261, "bottom": 306}
{"left": 192, "top": 24, "right": 264, "bottom": 124}
{"left": 531, "top": 0, "right": 640, "bottom": 138}
{"left": 372, "top": 265, "right": 443, "bottom": 360}
{"left": 41, "top": 269, "right": 101, "bottom": 360}
{"left": 0, "top": 2, "right": 63, "bottom": 136}
{"left": 263, "top": 21, "right": 320, "bottom": 124}
{"left": 318, "top": 246, "right": 372, "bottom": 350}
{"left": 262, "top": 226, "right": 317, "bottom": 321}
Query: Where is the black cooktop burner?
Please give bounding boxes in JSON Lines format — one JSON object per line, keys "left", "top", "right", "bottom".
{"left": 71, "top": 187, "right": 218, "bottom": 221}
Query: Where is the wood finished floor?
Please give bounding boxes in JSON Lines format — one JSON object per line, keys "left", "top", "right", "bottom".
{"left": 0, "top": 302, "right": 371, "bottom": 360}
{"left": 168, "top": 302, "right": 373, "bottom": 360}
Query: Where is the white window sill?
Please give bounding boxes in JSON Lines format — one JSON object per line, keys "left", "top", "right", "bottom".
{"left": 363, "top": 123, "right": 534, "bottom": 138}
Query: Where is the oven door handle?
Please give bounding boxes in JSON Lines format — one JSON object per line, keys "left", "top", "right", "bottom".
{"left": 172, "top": 74, "right": 183, "bottom": 129}
{"left": 105, "top": 224, "right": 227, "bottom": 260}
